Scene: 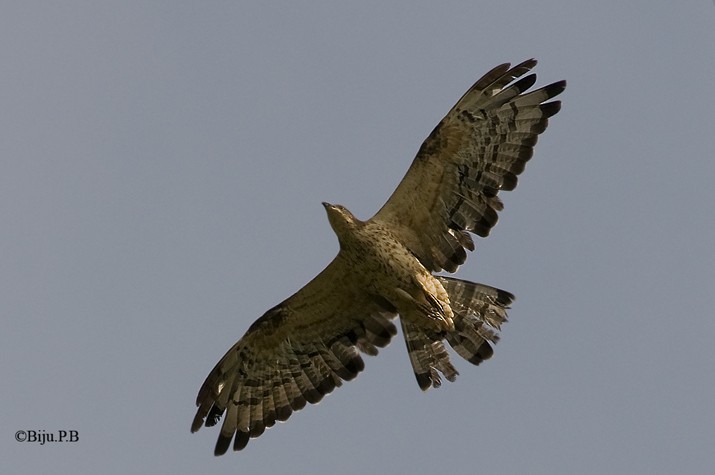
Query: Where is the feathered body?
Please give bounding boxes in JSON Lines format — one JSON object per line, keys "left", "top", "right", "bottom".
{"left": 192, "top": 59, "right": 566, "bottom": 454}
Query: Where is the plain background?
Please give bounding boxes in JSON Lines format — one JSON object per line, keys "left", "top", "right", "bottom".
{"left": 2, "top": 1, "right": 714, "bottom": 473}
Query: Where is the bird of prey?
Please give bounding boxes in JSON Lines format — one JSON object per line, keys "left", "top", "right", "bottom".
{"left": 192, "top": 59, "right": 565, "bottom": 455}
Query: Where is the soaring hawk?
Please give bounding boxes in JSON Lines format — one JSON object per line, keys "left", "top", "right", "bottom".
{"left": 192, "top": 59, "right": 565, "bottom": 454}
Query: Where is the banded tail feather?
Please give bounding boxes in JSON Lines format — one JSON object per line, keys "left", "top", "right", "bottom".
{"left": 402, "top": 276, "right": 514, "bottom": 390}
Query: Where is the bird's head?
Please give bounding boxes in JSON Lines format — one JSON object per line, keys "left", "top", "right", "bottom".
{"left": 322, "top": 202, "right": 361, "bottom": 239}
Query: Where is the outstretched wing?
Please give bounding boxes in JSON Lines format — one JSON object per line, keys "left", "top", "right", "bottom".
{"left": 191, "top": 256, "right": 397, "bottom": 455}
{"left": 372, "top": 59, "right": 566, "bottom": 272}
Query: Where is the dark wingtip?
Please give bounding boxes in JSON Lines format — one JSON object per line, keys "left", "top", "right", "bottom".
{"left": 542, "top": 80, "right": 566, "bottom": 102}
{"left": 346, "top": 356, "right": 365, "bottom": 377}
{"left": 214, "top": 433, "right": 233, "bottom": 456}
{"left": 191, "top": 414, "right": 204, "bottom": 433}
{"left": 505, "top": 59, "right": 538, "bottom": 79}
{"left": 549, "top": 79, "right": 567, "bottom": 95}
{"left": 496, "top": 288, "right": 516, "bottom": 307}
{"left": 515, "top": 58, "right": 538, "bottom": 69}
{"left": 467, "top": 343, "right": 495, "bottom": 366}
{"left": 233, "top": 430, "right": 250, "bottom": 452}
{"left": 275, "top": 404, "right": 293, "bottom": 422}
{"left": 541, "top": 101, "right": 562, "bottom": 119}
{"left": 511, "top": 73, "right": 538, "bottom": 93}
{"left": 415, "top": 372, "right": 432, "bottom": 391}
{"left": 317, "top": 376, "right": 336, "bottom": 395}
{"left": 303, "top": 388, "right": 323, "bottom": 404}
{"left": 205, "top": 404, "right": 224, "bottom": 427}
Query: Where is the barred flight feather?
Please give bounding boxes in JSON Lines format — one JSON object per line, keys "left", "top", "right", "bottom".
{"left": 192, "top": 59, "right": 564, "bottom": 454}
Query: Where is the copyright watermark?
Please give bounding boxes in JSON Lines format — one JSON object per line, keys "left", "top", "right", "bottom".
{"left": 15, "top": 430, "right": 78, "bottom": 445}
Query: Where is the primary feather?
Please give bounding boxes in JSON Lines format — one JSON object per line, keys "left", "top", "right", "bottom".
{"left": 192, "top": 60, "right": 565, "bottom": 454}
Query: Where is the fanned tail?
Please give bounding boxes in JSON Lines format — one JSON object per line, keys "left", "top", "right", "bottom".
{"left": 401, "top": 276, "right": 514, "bottom": 390}
{"left": 438, "top": 276, "right": 512, "bottom": 365}
{"left": 401, "top": 319, "right": 458, "bottom": 390}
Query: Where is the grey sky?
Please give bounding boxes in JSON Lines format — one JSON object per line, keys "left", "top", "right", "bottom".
{"left": 2, "top": 1, "right": 714, "bottom": 473}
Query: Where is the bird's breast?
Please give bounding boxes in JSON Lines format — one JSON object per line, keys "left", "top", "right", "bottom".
{"left": 340, "top": 222, "right": 429, "bottom": 292}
